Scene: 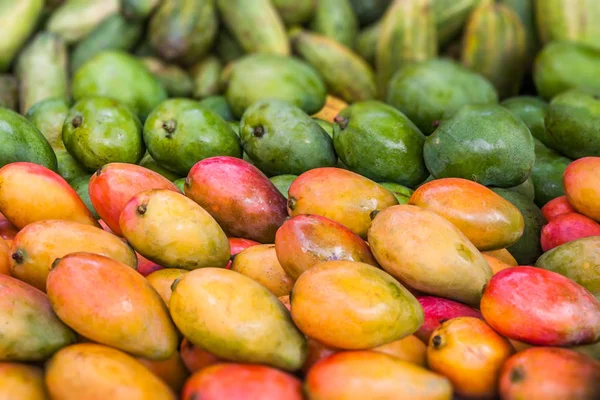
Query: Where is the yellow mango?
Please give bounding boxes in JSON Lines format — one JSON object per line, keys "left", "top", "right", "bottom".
{"left": 0, "top": 238, "right": 9, "bottom": 275}
{"left": 0, "top": 363, "right": 47, "bottom": 400}
{"left": 373, "top": 335, "right": 427, "bottom": 367}
{"left": 483, "top": 248, "right": 518, "bottom": 265}
{"left": 146, "top": 268, "right": 188, "bottom": 308}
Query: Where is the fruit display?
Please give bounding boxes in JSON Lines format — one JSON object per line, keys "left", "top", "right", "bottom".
{"left": 0, "top": 1, "right": 599, "bottom": 399}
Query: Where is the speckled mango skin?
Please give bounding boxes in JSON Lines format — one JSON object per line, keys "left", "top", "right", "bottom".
{"left": 0, "top": 362, "right": 47, "bottom": 400}
{"left": 120, "top": 189, "right": 230, "bottom": 270}
{"left": 47, "top": 253, "right": 178, "bottom": 360}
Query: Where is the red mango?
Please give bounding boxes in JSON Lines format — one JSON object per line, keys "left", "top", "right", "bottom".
{"left": 0, "top": 212, "right": 18, "bottom": 240}
{"left": 137, "top": 252, "right": 164, "bottom": 276}
{"left": 541, "top": 212, "right": 600, "bottom": 252}
{"left": 564, "top": 157, "right": 600, "bottom": 222}
{"left": 226, "top": 238, "right": 260, "bottom": 269}
{"left": 414, "top": 296, "right": 483, "bottom": 343}
{"left": 541, "top": 196, "right": 576, "bottom": 221}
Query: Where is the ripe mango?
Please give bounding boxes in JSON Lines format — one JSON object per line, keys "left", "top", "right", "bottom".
{"left": 291, "top": 260, "right": 423, "bottom": 349}
{"left": 146, "top": 268, "right": 188, "bottom": 307}
{"left": 564, "top": 157, "right": 600, "bottom": 221}
{"left": 226, "top": 237, "right": 260, "bottom": 269}
{"left": 482, "top": 248, "right": 518, "bottom": 265}
{"left": 540, "top": 213, "right": 600, "bottom": 252}
{"left": 0, "top": 162, "right": 98, "bottom": 229}
{"left": 0, "top": 238, "right": 9, "bottom": 275}
{"left": 288, "top": 168, "right": 398, "bottom": 238}
{"left": 368, "top": 205, "right": 492, "bottom": 306}
{"left": 481, "top": 267, "right": 600, "bottom": 346}
{"left": 170, "top": 268, "right": 306, "bottom": 371}
{"left": 10, "top": 220, "right": 137, "bottom": 291}
{"left": 0, "top": 363, "right": 47, "bottom": 400}
{"left": 47, "top": 253, "right": 178, "bottom": 360}
{"left": 138, "top": 352, "right": 189, "bottom": 393}
{"left": 542, "top": 195, "right": 575, "bottom": 221}
{"left": 374, "top": 335, "right": 427, "bottom": 367}
{"left": 415, "top": 296, "right": 483, "bottom": 343}
{"left": 0, "top": 212, "right": 18, "bottom": 241}
{"left": 0, "top": 274, "right": 76, "bottom": 361}
{"left": 483, "top": 254, "right": 515, "bottom": 275}
{"left": 45, "top": 343, "right": 175, "bottom": 400}
{"left": 179, "top": 339, "right": 221, "bottom": 373}
{"left": 312, "top": 95, "right": 348, "bottom": 124}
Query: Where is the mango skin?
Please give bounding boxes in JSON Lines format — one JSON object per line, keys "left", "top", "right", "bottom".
{"left": 0, "top": 162, "right": 98, "bottom": 230}
{"left": 288, "top": 168, "right": 399, "bottom": 238}
{"left": 541, "top": 195, "right": 575, "bottom": 221}
{"left": 146, "top": 268, "right": 188, "bottom": 308}
{"left": 10, "top": 219, "right": 137, "bottom": 292}
{"left": 305, "top": 351, "right": 453, "bottom": 400}
{"left": 409, "top": 178, "right": 524, "bottom": 251}
{"left": 269, "top": 174, "right": 297, "bottom": 199}
{"left": 502, "top": 96, "right": 551, "bottom": 147}
{"left": 564, "top": 157, "right": 600, "bottom": 222}
{"left": 483, "top": 254, "right": 514, "bottom": 275}
{"left": 374, "top": 335, "right": 427, "bottom": 367}
{"left": 25, "top": 98, "right": 70, "bottom": 150}
{"left": 170, "top": 268, "right": 307, "bottom": 371}
{"left": 47, "top": 253, "right": 178, "bottom": 360}
{"left": 185, "top": 156, "right": 288, "bottom": 243}
{"left": 483, "top": 248, "right": 518, "bottom": 266}
{"left": 275, "top": 214, "right": 377, "bottom": 280}
{"left": 45, "top": 343, "right": 176, "bottom": 400}
{"left": 89, "top": 163, "right": 180, "bottom": 235}
{"left": 0, "top": 274, "right": 76, "bottom": 361}
{"left": 499, "top": 347, "right": 600, "bottom": 400}
{"left": 179, "top": 339, "right": 221, "bottom": 374}
{"left": 427, "top": 317, "right": 514, "bottom": 399}
{"left": 0, "top": 0, "right": 44, "bottom": 72}
{"left": 310, "top": 0, "right": 358, "bottom": 48}
{"left": 0, "top": 363, "right": 47, "bottom": 400}
{"left": 369, "top": 205, "right": 492, "bottom": 306}
{"left": 0, "top": 238, "right": 8, "bottom": 275}
{"left": 540, "top": 212, "right": 600, "bottom": 252}
{"left": 531, "top": 139, "right": 572, "bottom": 207}
{"left": 291, "top": 260, "right": 424, "bottom": 349}
{"left": 120, "top": 189, "right": 230, "bottom": 270}
{"left": 481, "top": 267, "right": 600, "bottom": 346}
{"left": 415, "top": 296, "right": 483, "bottom": 343}
{"left": 137, "top": 352, "right": 189, "bottom": 393}
{"left": 230, "top": 245, "right": 293, "bottom": 297}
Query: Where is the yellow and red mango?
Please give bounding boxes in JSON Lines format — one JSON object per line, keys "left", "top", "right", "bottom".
{"left": 226, "top": 237, "right": 260, "bottom": 269}
{"left": 415, "top": 296, "right": 483, "bottom": 343}
{"left": 368, "top": 205, "right": 493, "bottom": 306}
{"left": 541, "top": 195, "right": 576, "bottom": 221}
{"left": 45, "top": 343, "right": 176, "bottom": 400}
{"left": 89, "top": 163, "right": 180, "bottom": 235}
{"left": 540, "top": 213, "right": 600, "bottom": 252}
{"left": 499, "top": 347, "right": 600, "bottom": 400}
{"left": 291, "top": 260, "right": 423, "bottom": 349}
{"left": 136, "top": 252, "right": 164, "bottom": 276}
{"left": 47, "top": 253, "right": 178, "bottom": 360}
{"left": 185, "top": 157, "right": 288, "bottom": 243}
{"left": 146, "top": 268, "right": 188, "bottom": 307}
{"left": 427, "top": 317, "right": 515, "bottom": 399}
{"left": 0, "top": 274, "right": 76, "bottom": 361}
{"left": 120, "top": 189, "right": 230, "bottom": 270}
{"left": 138, "top": 352, "right": 189, "bottom": 393}
{"left": 564, "top": 157, "right": 600, "bottom": 221}
{"left": 409, "top": 178, "right": 524, "bottom": 250}
{"left": 481, "top": 267, "right": 600, "bottom": 346}
{"left": 302, "top": 339, "right": 339, "bottom": 374}
{"left": 482, "top": 248, "right": 518, "bottom": 265}
{"left": 0, "top": 162, "right": 98, "bottom": 229}
{"left": 0, "top": 212, "right": 18, "bottom": 240}
{"left": 482, "top": 254, "right": 514, "bottom": 275}
{"left": 288, "top": 168, "right": 398, "bottom": 238}
{"left": 305, "top": 351, "right": 453, "bottom": 400}
{"left": 0, "top": 363, "right": 47, "bottom": 400}
{"left": 181, "top": 363, "right": 303, "bottom": 400}
{"left": 373, "top": 335, "right": 427, "bottom": 367}
{"left": 169, "top": 268, "right": 307, "bottom": 371}
{"left": 0, "top": 238, "right": 9, "bottom": 275}
{"left": 230, "top": 244, "right": 294, "bottom": 297}
{"left": 275, "top": 214, "right": 378, "bottom": 280}
{"left": 10, "top": 220, "right": 138, "bottom": 291}
{"left": 179, "top": 339, "right": 221, "bottom": 374}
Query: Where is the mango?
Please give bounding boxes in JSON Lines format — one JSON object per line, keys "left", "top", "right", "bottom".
{"left": 433, "top": 0, "right": 483, "bottom": 46}
{"left": 269, "top": 174, "right": 296, "bottom": 199}
{"left": 88, "top": 162, "right": 179, "bottom": 235}
{"left": 189, "top": 56, "right": 222, "bottom": 99}
{"left": 47, "top": 253, "right": 178, "bottom": 360}
{"left": 146, "top": 269, "right": 188, "bottom": 307}
{"left": 214, "top": 29, "right": 245, "bottom": 64}
{"left": 427, "top": 317, "right": 515, "bottom": 399}
{"left": 349, "top": 0, "right": 390, "bottom": 26}
{"left": 288, "top": 168, "right": 398, "bottom": 238}
{"left": 185, "top": 156, "right": 288, "bottom": 243}
{"left": 68, "top": 174, "right": 100, "bottom": 220}
{"left": 137, "top": 352, "right": 189, "bottom": 393}
{"left": 0, "top": 363, "right": 47, "bottom": 400}
{"left": 310, "top": 0, "right": 358, "bottom": 48}
{"left": 535, "top": 0, "right": 600, "bottom": 50}
{"left": 138, "top": 153, "right": 183, "bottom": 182}
{"left": 483, "top": 254, "right": 514, "bottom": 275}
{"left": 55, "top": 149, "right": 87, "bottom": 182}
{"left": 0, "top": 274, "right": 76, "bottom": 361}
{"left": 541, "top": 213, "right": 600, "bottom": 252}
{"left": 225, "top": 237, "right": 260, "bottom": 269}
{"left": 301, "top": 339, "right": 338, "bottom": 374}
{"left": 414, "top": 296, "right": 483, "bottom": 343}
{"left": 121, "top": 0, "right": 161, "bottom": 20}
{"left": 47, "top": 0, "right": 118, "bottom": 44}
{"left": 502, "top": 96, "right": 550, "bottom": 147}
{"left": 305, "top": 351, "right": 452, "bottom": 400}
{"left": 482, "top": 248, "right": 518, "bottom": 266}
{"left": 0, "top": 238, "right": 8, "bottom": 275}
{"left": 179, "top": 338, "right": 220, "bottom": 373}
{"left": 25, "top": 98, "right": 70, "bottom": 150}
{"left": 481, "top": 266, "right": 600, "bottom": 346}
{"left": 230, "top": 245, "right": 293, "bottom": 297}
{"left": 564, "top": 157, "right": 600, "bottom": 221}
{"left": 409, "top": 178, "right": 524, "bottom": 251}
{"left": 141, "top": 57, "right": 194, "bottom": 98}
{"left": 355, "top": 22, "right": 379, "bottom": 65}
{"left": 0, "top": 0, "right": 44, "bottom": 72}
{"left": 0, "top": 75, "right": 18, "bottom": 111}
{"left": 531, "top": 139, "right": 572, "bottom": 207}
{"left": 45, "top": 343, "right": 175, "bottom": 400}
{"left": 542, "top": 195, "right": 575, "bottom": 221}
{"left": 373, "top": 335, "right": 427, "bottom": 367}
{"left": 0, "top": 212, "right": 18, "bottom": 241}
{"left": 170, "top": 268, "right": 307, "bottom": 371}
{"left": 197, "top": 95, "right": 234, "bottom": 121}
{"left": 499, "top": 347, "right": 600, "bottom": 400}
{"left": 272, "top": 0, "right": 315, "bottom": 25}
{"left": 136, "top": 252, "right": 163, "bottom": 276}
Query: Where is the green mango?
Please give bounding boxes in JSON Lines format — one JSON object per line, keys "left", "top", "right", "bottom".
{"left": 16, "top": 33, "right": 69, "bottom": 115}
{"left": 190, "top": 56, "right": 222, "bottom": 99}
{"left": 214, "top": 29, "right": 245, "bottom": 64}
{"left": 387, "top": 58, "right": 498, "bottom": 135}
{"left": 62, "top": 97, "right": 144, "bottom": 171}
{"left": 140, "top": 57, "right": 194, "bottom": 98}
{"left": 72, "top": 51, "right": 167, "bottom": 121}
{"left": 240, "top": 99, "right": 337, "bottom": 176}
{"left": 138, "top": 152, "right": 183, "bottom": 182}
{"left": 499, "top": 175, "right": 535, "bottom": 202}
{"left": 349, "top": 0, "right": 391, "bottom": 26}
{"left": 69, "top": 174, "right": 100, "bottom": 220}
{"left": 530, "top": 139, "right": 571, "bottom": 207}
{"left": 71, "top": 14, "right": 143, "bottom": 73}
{"left": 56, "top": 149, "right": 88, "bottom": 182}
{"left": 0, "top": 0, "right": 44, "bottom": 72}
{"left": 333, "top": 101, "right": 428, "bottom": 187}
{"left": 269, "top": 175, "right": 297, "bottom": 199}
{"left": 534, "top": 41, "right": 600, "bottom": 100}
{"left": 545, "top": 90, "right": 600, "bottom": 159}
{"left": 502, "top": 96, "right": 552, "bottom": 147}
{"left": 225, "top": 54, "right": 326, "bottom": 119}
{"left": 272, "top": 0, "right": 315, "bottom": 25}
{"left": 0, "top": 75, "right": 18, "bottom": 111}
{"left": 536, "top": 236, "right": 600, "bottom": 298}
{"left": 310, "top": 0, "right": 358, "bottom": 48}
{"left": 492, "top": 189, "right": 545, "bottom": 265}
{"left": 0, "top": 108, "right": 57, "bottom": 171}
{"left": 149, "top": 0, "right": 218, "bottom": 66}
{"left": 143, "top": 99, "right": 242, "bottom": 176}
{"left": 433, "top": 0, "right": 483, "bottom": 46}
{"left": 25, "top": 98, "right": 70, "bottom": 150}
{"left": 173, "top": 177, "right": 186, "bottom": 193}
{"left": 424, "top": 104, "right": 535, "bottom": 188}
{"left": 47, "top": 0, "right": 119, "bottom": 44}
{"left": 500, "top": 0, "right": 540, "bottom": 65}
{"left": 535, "top": 0, "right": 600, "bottom": 50}
{"left": 378, "top": 182, "right": 414, "bottom": 204}
{"left": 216, "top": 0, "right": 289, "bottom": 56}
{"left": 314, "top": 118, "right": 333, "bottom": 138}
{"left": 228, "top": 121, "right": 240, "bottom": 136}
{"left": 120, "top": 0, "right": 161, "bottom": 20}
{"left": 355, "top": 22, "right": 380, "bottom": 66}
{"left": 198, "top": 96, "right": 234, "bottom": 121}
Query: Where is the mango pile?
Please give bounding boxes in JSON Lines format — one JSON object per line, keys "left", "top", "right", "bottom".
{"left": 1, "top": 0, "right": 600, "bottom": 399}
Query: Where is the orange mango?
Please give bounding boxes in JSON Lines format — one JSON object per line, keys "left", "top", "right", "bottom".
{"left": 564, "top": 157, "right": 600, "bottom": 221}
{"left": 47, "top": 253, "right": 178, "bottom": 360}
{"left": 288, "top": 168, "right": 398, "bottom": 238}
{"left": 374, "top": 335, "right": 427, "bottom": 367}
{"left": 274, "top": 214, "right": 378, "bottom": 280}
{"left": 312, "top": 95, "right": 348, "bottom": 123}
{"left": 226, "top": 237, "right": 261, "bottom": 269}
{"left": 279, "top": 295, "right": 291, "bottom": 310}
{"left": 368, "top": 205, "right": 492, "bottom": 306}
{"left": 302, "top": 339, "right": 339, "bottom": 374}
{"left": 0, "top": 212, "right": 18, "bottom": 240}
{"left": 409, "top": 178, "right": 524, "bottom": 250}
{"left": 138, "top": 352, "right": 189, "bottom": 393}
{"left": 482, "top": 248, "right": 518, "bottom": 265}
{"left": 0, "top": 162, "right": 98, "bottom": 229}
{"left": 120, "top": 189, "right": 230, "bottom": 270}
{"left": 10, "top": 220, "right": 137, "bottom": 291}
{"left": 305, "top": 351, "right": 453, "bottom": 400}
{"left": 0, "top": 363, "right": 47, "bottom": 400}
{"left": 427, "top": 317, "right": 515, "bottom": 399}
{"left": 45, "top": 343, "right": 176, "bottom": 400}
{"left": 483, "top": 254, "right": 514, "bottom": 275}
{"left": 415, "top": 296, "right": 483, "bottom": 343}
{"left": 0, "top": 238, "right": 9, "bottom": 275}
{"left": 231, "top": 244, "right": 294, "bottom": 296}
{"left": 146, "top": 268, "right": 188, "bottom": 308}
{"left": 179, "top": 338, "right": 221, "bottom": 374}
{"left": 88, "top": 163, "right": 180, "bottom": 235}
